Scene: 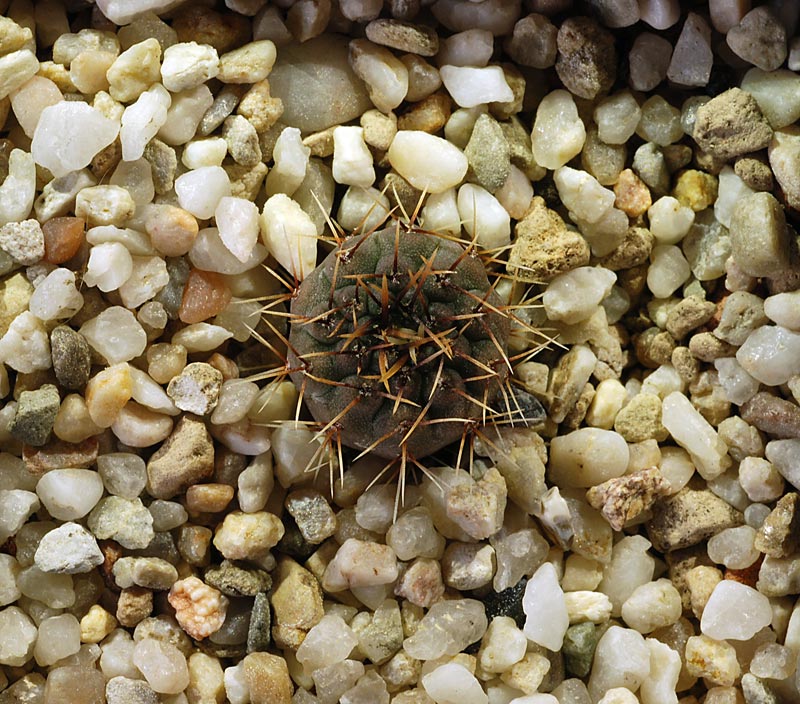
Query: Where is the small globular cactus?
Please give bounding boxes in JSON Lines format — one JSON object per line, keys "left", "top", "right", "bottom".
{"left": 286, "top": 224, "right": 513, "bottom": 461}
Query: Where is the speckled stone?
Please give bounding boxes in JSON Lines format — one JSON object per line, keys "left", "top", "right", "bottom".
{"left": 754, "top": 492, "right": 800, "bottom": 558}
{"left": 463, "top": 113, "right": 511, "bottom": 194}
{"left": 50, "top": 326, "right": 91, "bottom": 390}
{"left": 146, "top": 416, "right": 215, "bottom": 499}
{"left": 204, "top": 560, "right": 272, "bottom": 597}
{"left": 247, "top": 591, "right": 271, "bottom": 653}
{"left": 646, "top": 487, "right": 744, "bottom": 552}
{"left": 562, "top": 622, "right": 598, "bottom": 678}
{"left": 10, "top": 384, "right": 60, "bottom": 446}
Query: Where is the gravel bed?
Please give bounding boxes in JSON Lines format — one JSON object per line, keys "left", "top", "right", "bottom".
{"left": 0, "top": 1, "right": 799, "bottom": 703}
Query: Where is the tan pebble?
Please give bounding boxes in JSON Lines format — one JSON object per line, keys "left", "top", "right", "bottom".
{"left": 70, "top": 50, "right": 115, "bottom": 94}
{"left": 185, "top": 483, "right": 235, "bottom": 514}
{"left": 614, "top": 168, "right": 652, "bottom": 218}
{"left": 243, "top": 652, "right": 293, "bottom": 704}
{"left": 270, "top": 556, "right": 325, "bottom": 649}
{"left": 80, "top": 604, "right": 117, "bottom": 643}
{"left": 586, "top": 466, "right": 671, "bottom": 531}
{"left": 147, "top": 343, "right": 187, "bottom": 384}
{"left": 237, "top": 79, "right": 284, "bottom": 132}
{"left": 177, "top": 525, "right": 213, "bottom": 567}
{"left": 116, "top": 586, "right": 154, "bottom": 627}
{"left": 672, "top": 169, "right": 718, "bottom": 212}
{"left": 172, "top": 5, "right": 249, "bottom": 53}
{"left": 213, "top": 511, "right": 284, "bottom": 560}
{"left": 206, "top": 353, "right": 239, "bottom": 381}
{"left": 22, "top": 435, "right": 99, "bottom": 475}
{"left": 397, "top": 92, "right": 451, "bottom": 134}
{"left": 53, "top": 393, "right": 103, "bottom": 442}
{"left": 145, "top": 205, "right": 198, "bottom": 257}
{"left": 146, "top": 416, "right": 215, "bottom": 499}
{"left": 85, "top": 363, "right": 133, "bottom": 428}
{"left": 187, "top": 652, "right": 226, "bottom": 704}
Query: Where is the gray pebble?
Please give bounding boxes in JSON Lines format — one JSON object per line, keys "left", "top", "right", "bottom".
{"left": 50, "top": 325, "right": 91, "bottom": 390}
{"left": 10, "top": 384, "right": 60, "bottom": 447}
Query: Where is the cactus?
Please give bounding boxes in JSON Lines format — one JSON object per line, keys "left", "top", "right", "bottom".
{"left": 283, "top": 222, "right": 519, "bottom": 465}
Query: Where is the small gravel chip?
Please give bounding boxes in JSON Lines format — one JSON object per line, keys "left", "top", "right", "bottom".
{"left": 693, "top": 88, "right": 773, "bottom": 161}
{"left": 0, "top": 219, "right": 44, "bottom": 265}
{"left": 168, "top": 575, "right": 229, "bottom": 640}
{"left": 246, "top": 592, "right": 272, "bottom": 653}
{"left": 87, "top": 496, "right": 155, "bottom": 550}
{"left": 586, "top": 467, "right": 671, "bottom": 531}
{"left": 113, "top": 557, "right": 179, "bottom": 591}
{"left": 167, "top": 362, "right": 223, "bottom": 415}
{"left": 146, "top": 416, "right": 215, "bottom": 499}
{"left": 50, "top": 325, "right": 91, "bottom": 391}
{"left": 204, "top": 560, "right": 272, "bottom": 597}
{"left": 10, "top": 384, "right": 60, "bottom": 447}
{"left": 34, "top": 522, "right": 103, "bottom": 574}
{"left": 285, "top": 489, "right": 338, "bottom": 544}
{"left": 105, "top": 677, "right": 159, "bottom": 704}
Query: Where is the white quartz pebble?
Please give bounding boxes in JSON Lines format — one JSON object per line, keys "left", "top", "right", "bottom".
{"left": 9, "top": 76, "right": 63, "bottom": 139}
{"left": 175, "top": 166, "right": 232, "bottom": 220}
{"left": 0, "top": 606, "right": 37, "bottom": 666}
{"left": 0, "top": 311, "right": 51, "bottom": 373}
{"left": 648, "top": 196, "right": 695, "bottom": 244}
{"left": 439, "top": 65, "right": 513, "bottom": 108}
{"left": 543, "top": 266, "right": 616, "bottom": 324}
{"left": 160, "top": 41, "right": 219, "bottom": 92}
{"left": 554, "top": 167, "right": 615, "bottom": 224}
{"left": 532, "top": 90, "right": 586, "bottom": 169}
{"left": 646, "top": 245, "right": 691, "bottom": 298}
{"left": 260, "top": 194, "right": 318, "bottom": 281}
{"left": 133, "top": 638, "right": 190, "bottom": 694}
{"left": 32, "top": 102, "right": 120, "bottom": 178}
{"left": 661, "top": 391, "right": 730, "bottom": 480}
{"left": 0, "top": 150, "right": 36, "bottom": 227}
{"left": 594, "top": 91, "right": 641, "bottom": 145}
{"left": 83, "top": 242, "right": 133, "bottom": 292}
{"left": 422, "top": 663, "right": 488, "bottom": 704}
{"left": 182, "top": 138, "right": 228, "bottom": 169}
{"left": 189, "top": 227, "right": 267, "bottom": 276}
{"left": 80, "top": 306, "right": 147, "bottom": 364}
{"left": 388, "top": 131, "right": 467, "bottom": 194}
{"left": 457, "top": 183, "right": 510, "bottom": 250}
{"left": 522, "top": 562, "right": 569, "bottom": 651}
{"left": 29, "top": 268, "right": 84, "bottom": 321}
{"left": 421, "top": 188, "right": 461, "bottom": 235}
{"left": 36, "top": 468, "right": 104, "bottom": 521}
{"left": 266, "top": 127, "right": 311, "bottom": 196}
{"left": 588, "top": 626, "right": 651, "bottom": 701}
{"left": 119, "top": 256, "right": 169, "bottom": 309}
{"left": 620, "top": 579, "right": 682, "bottom": 633}
{"left": 736, "top": 325, "right": 800, "bottom": 386}
{"left": 764, "top": 291, "right": 800, "bottom": 330}
{"left": 332, "top": 126, "right": 375, "bottom": 188}
{"left": 172, "top": 323, "right": 234, "bottom": 353}
{"left": 296, "top": 614, "right": 359, "bottom": 673}
{"left": 639, "top": 639, "right": 681, "bottom": 704}
{"left": 349, "top": 39, "right": 408, "bottom": 113}
{"left": 741, "top": 68, "right": 800, "bottom": 129}
{"left": 713, "top": 357, "right": 759, "bottom": 405}
{"left": 34, "top": 614, "right": 80, "bottom": 666}
{"left": 158, "top": 84, "right": 214, "bottom": 146}
{"left": 701, "top": 580, "right": 772, "bottom": 641}
{"left": 495, "top": 164, "right": 534, "bottom": 220}
{"left": 549, "top": 428, "right": 630, "bottom": 488}
{"left": 337, "top": 186, "right": 391, "bottom": 233}
{"left": 216, "top": 196, "right": 260, "bottom": 264}
{"left": 120, "top": 83, "right": 171, "bottom": 161}
{"left": 714, "top": 166, "right": 753, "bottom": 228}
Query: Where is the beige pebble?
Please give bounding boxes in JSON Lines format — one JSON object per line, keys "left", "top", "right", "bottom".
{"left": 53, "top": 394, "right": 103, "bottom": 443}
{"left": 79, "top": 604, "right": 117, "bottom": 643}
{"left": 85, "top": 363, "right": 133, "bottom": 429}
{"left": 110, "top": 401, "right": 174, "bottom": 448}
{"left": 145, "top": 204, "right": 199, "bottom": 257}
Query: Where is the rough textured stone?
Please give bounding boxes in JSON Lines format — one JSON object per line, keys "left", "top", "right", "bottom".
{"left": 647, "top": 487, "right": 744, "bottom": 552}
{"left": 586, "top": 467, "right": 671, "bottom": 531}
{"left": 693, "top": 89, "right": 773, "bottom": 161}
{"left": 555, "top": 17, "right": 616, "bottom": 100}
{"left": 10, "top": 384, "right": 60, "bottom": 447}
{"left": 146, "top": 416, "right": 215, "bottom": 499}
{"left": 754, "top": 492, "right": 800, "bottom": 558}
{"left": 204, "top": 560, "right": 272, "bottom": 597}
{"left": 50, "top": 326, "right": 91, "bottom": 391}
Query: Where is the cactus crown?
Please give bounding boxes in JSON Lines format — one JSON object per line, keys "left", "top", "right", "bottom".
{"left": 287, "top": 223, "right": 513, "bottom": 462}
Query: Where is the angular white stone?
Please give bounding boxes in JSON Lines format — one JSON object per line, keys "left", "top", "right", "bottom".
{"left": 266, "top": 127, "right": 311, "bottom": 196}
{"left": 120, "top": 83, "right": 171, "bottom": 161}
{"left": 594, "top": 91, "right": 641, "bottom": 145}
{"left": 661, "top": 391, "right": 730, "bottom": 480}
{"left": 36, "top": 468, "right": 105, "bottom": 521}
{"left": 0, "top": 311, "right": 50, "bottom": 373}
{"left": 158, "top": 85, "right": 214, "bottom": 146}
{"left": 522, "top": 562, "right": 569, "bottom": 651}
{"left": 439, "top": 65, "right": 513, "bottom": 108}
{"left": 736, "top": 325, "right": 800, "bottom": 386}
{"left": 80, "top": 306, "right": 147, "bottom": 364}
{"left": 216, "top": 196, "right": 260, "bottom": 264}
{"left": 175, "top": 166, "right": 231, "bottom": 220}
{"left": 648, "top": 196, "right": 695, "bottom": 245}
{"left": 260, "top": 194, "right": 318, "bottom": 281}
{"left": 532, "top": 90, "right": 586, "bottom": 170}
{"left": 29, "top": 268, "right": 84, "bottom": 321}
{"left": 83, "top": 242, "right": 133, "bottom": 292}
{"left": 0, "top": 149, "right": 36, "bottom": 227}
{"left": 32, "top": 102, "right": 120, "bottom": 178}
{"left": 161, "top": 41, "right": 220, "bottom": 92}
{"left": 701, "top": 580, "right": 772, "bottom": 641}
{"left": 588, "top": 626, "right": 651, "bottom": 701}
{"left": 543, "top": 266, "right": 617, "bottom": 324}
{"left": 554, "top": 167, "right": 615, "bottom": 224}
{"left": 331, "top": 126, "right": 374, "bottom": 188}
{"left": 422, "top": 663, "right": 488, "bottom": 704}
{"left": 388, "top": 131, "right": 467, "bottom": 194}
{"left": 457, "top": 183, "right": 510, "bottom": 250}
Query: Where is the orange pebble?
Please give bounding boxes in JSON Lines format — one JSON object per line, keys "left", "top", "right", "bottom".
{"left": 42, "top": 216, "right": 85, "bottom": 264}
{"left": 178, "top": 269, "right": 232, "bottom": 324}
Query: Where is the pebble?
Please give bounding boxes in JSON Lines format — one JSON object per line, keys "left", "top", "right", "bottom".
{"left": 586, "top": 467, "right": 671, "bottom": 531}
{"left": 36, "top": 467, "right": 104, "bottom": 521}
{"left": 667, "top": 12, "right": 713, "bottom": 87}
{"left": 693, "top": 88, "right": 773, "bottom": 161}
{"left": 0, "top": 219, "right": 43, "bottom": 265}
{"left": 33, "top": 522, "right": 103, "bottom": 574}
{"left": 737, "top": 325, "right": 800, "bottom": 387}
{"left": 387, "top": 130, "right": 467, "bottom": 194}
{"left": 754, "top": 492, "right": 800, "bottom": 558}
{"left": 549, "top": 428, "right": 629, "bottom": 488}
{"left": 175, "top": 166, "right": 232, "bottom": 221}
{"left": 587, "top": 626, "right": 650, "bottom": 701}
{"left": 700, "top": 580, "right": 772, "bottom": 641}
{"left": 555, "top": 17, "right": 615, "bottom": 100}
{"left": 365, "top": 19, "right": 438, "bottom": 56}
{"left": 646, "top": 487, "right": 743, "bottom": 552}
{"left": 168, "top": 576, "right": 228, "bottom": 641}
{"left": 726, "top": 6, "right": 787, "bottom": 71}
{"left": 532, "top": 90, "right": 585, "bottom": 170}
{"left": 166, "top": 362, "right": 223, "bottom": 415}
{"left": 88, "top": 496, "right": 155, "bottom": 550}
{"left": 146, "top": 416, "right": 215, "bottom": 499}
{"left": 133, "top": 638, "right": 190, "bottom": 694}
{"left": 9, "top": 384, "right": 59, "bottom": 447}
{"left": 105, "top": 677, "right": 159, "bottom": 704}
{"left": 543, "top": 266, "right": 616, "bottom": 324}
{"left": 729, "top": 192, "right": 791, "bottom": 278}
{"left": 213, "top": 511, "right": 284, "bottom": 560}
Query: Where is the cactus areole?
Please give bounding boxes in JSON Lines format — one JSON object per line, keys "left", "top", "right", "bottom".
{"left": 287, "top": 226, "right": 511, "bottom": 460}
